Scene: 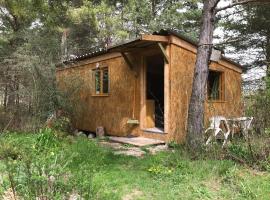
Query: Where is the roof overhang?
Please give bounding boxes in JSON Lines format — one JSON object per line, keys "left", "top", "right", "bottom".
{"left": 108, "top": 35, "right": 169, "bottom": 53}
{"left": 58, "top": 29, "right": 242, "bottom": 71}
{"left": 154, "top": 29, "right": 242, "bottom": 70}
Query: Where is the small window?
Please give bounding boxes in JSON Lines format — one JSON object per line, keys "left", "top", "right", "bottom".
{"left": 93, "top": 67, "right": 109, "bottom": 95}
{"left": 208, "top": 70, "right": 224, "bottom": 100}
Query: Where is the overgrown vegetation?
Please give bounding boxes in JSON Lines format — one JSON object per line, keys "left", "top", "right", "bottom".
{"left": 0, "top": 129, "right": 269, "bottom": 200}
{"left": 0, "top": 0, "right": 201, "bottom": 133}
{"left": 245, "top": 78, "right": 270, "bottom": 135}
{"left": 0, "top": 1, "right": 269, "bottom": 198}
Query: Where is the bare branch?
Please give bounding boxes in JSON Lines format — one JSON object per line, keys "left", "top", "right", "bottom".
{"left": 216, "top": 0, "right": 269, "bottom": 13}
{"left": 217, "top": 8, "right": 245, "bottom": 19}
{"left": 215, "top": 38, "right": 243, "bottom": 45}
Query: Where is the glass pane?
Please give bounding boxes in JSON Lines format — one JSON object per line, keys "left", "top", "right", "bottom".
{"left": 102, "top": 68, "right": 109, "bottom": 94}
{"left": 95, "top": 70, "right": 101, "bottom": 94}
{"left": 208, "top": 71, "right": 220, "bottom": 100}
{"left": 211, "top": 76, "right": 220, "bottom": 99}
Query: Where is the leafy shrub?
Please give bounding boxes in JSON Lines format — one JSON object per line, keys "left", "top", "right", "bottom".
{"left": 35, "top": 128, "right": 60, "bottom": 150}
{"left": 228, "top": 144, "right": 251, "bottom": 161}
{"left": 167, "top": 141, "right": 182, "bottom": 149}
{"left": 245, "top": 77, "right": 270, "bottom": 135}
{"left": 0, "top": 141, "right": 22, "bottom": 160}
{"left": 51, "top": 116, "right": 72, "bottom": 133}
{"left": 0, "top": 129, "right": 96, "bottom": 199}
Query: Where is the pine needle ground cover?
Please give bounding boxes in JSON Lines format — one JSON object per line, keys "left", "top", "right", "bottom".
{"left": 0, "top": 130, "right": 269, "bottom": 200}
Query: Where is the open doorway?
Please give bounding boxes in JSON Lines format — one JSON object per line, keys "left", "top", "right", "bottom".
{"left": 145, "top": 54, "right": 164, "bottom": 132}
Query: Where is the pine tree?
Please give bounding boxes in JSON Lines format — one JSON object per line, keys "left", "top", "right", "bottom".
{"left": 219, "top": 4, "right": 270, "bottom": 76}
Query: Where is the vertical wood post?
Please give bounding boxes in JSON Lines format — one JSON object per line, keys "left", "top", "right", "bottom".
{"left": 140, "top": 57, "right": 146, "bottom": 129}
{"left": 164, "top": 44, "right": 170, "bottom": 133}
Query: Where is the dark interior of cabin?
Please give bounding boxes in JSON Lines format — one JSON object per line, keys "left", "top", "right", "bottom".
{"left": 146, "top": 54, "right": 164, "bottom": 130}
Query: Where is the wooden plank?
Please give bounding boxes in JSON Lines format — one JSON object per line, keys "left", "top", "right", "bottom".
{"left": 146, "top": 100, "right": 155, "bottom": 128}
{"left": 170, "top": 35, "right": 197, "bottom": 54}
{"left": 164, "top": 44, "right": 170, "bottom": 134}
{"left": 141, "top": 35, "right": 169, "bottom": 43}
{"left": 217, "top": 60, "right": 242, "bottom": 73}
{"left": 157, "top": 43, "right": 169, "bottom": 64}
{"left": 109, "top": 136, "right": 165, "bottom": 147}
{"left": 121, "top": 52, "right": 138, "bottom": 77}
{"left": 140, "top": 58, "right": 146, "bottom": 130}
{"left": 121, "top": 52, "right": 135, "bottom": 70}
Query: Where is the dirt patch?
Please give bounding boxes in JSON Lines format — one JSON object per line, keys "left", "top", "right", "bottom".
{"left": 147, "top": 144, "right": 168, "bottom": 155}
{"left": 68, "top": 192, "right": 81, "bottom": 200}
{"left": 122, "top": 189, "right": 143, "bottom": 200}
{"left": 114, "top": 147, "right": 146, "bottom": 157}
{"left": 203, "top": 178, "right": 221, "bottom": 192}
{"left": 100, "top": 140, "right": 168, "bottom": 157}
{"left": 2, "top": 188, "right": 18, "bottom": 200}
{"left": 99, "top": 141, "right": 125, "bottom": 150}
{"left": 246, "top": 168, "right": 267, "bottom": 176}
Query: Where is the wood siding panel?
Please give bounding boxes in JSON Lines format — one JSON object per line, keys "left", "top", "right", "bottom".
{"left": 169, "top": 44, "right": 242, "bottom": 143}
{"left": 56, "top": 53, "right": 141, "bottom": 136}
{"left": 56, "top": 42, "right": 242, "bottom": 143}
{"left": 205, "top": 62, "right": 243, "bottom": 120}
{"left": 169, "top": 44, "right": 195, "bottom": 143}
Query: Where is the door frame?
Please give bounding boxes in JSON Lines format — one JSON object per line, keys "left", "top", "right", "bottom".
{"left": 140, "top": 46, "right": 170, "bottom": 133}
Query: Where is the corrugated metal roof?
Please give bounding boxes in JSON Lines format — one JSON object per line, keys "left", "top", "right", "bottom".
{"left": 63, "top": 46, "right": 108, "bottom": 64}
{"left": 57, "top": 29, "right": 242, "bottom": 69}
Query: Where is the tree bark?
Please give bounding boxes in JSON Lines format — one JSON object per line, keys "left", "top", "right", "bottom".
{"left": 3, "top": 84, "right": 8, "bottom": 112}
{"left": 151, "top": 0, "right": 157, "bottom": 17}
{"left": 266, "top": 33, "right": 270, "bottom": 77}
{"left": 7, "top": 80, "right": 16, "bottom": 110}
{"left": 61, "top": 28, "right": 69, "bottom": 62}
{"left": 186, "top": 0, "right": 219, "bottom": 150}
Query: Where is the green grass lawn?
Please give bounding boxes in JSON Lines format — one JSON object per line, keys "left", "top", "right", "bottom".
{"left": 0, "top": 130, "right": 269, "bottom": 200}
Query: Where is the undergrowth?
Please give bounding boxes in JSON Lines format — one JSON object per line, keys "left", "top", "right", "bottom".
{"left": 0, "top": 130, "right": 269, "bottom": 200}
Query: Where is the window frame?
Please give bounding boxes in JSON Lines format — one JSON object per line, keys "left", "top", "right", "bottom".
{"left": 92, "top": 66, "right": 110, "bottom": 96}
{"left": 207, "top": 70, "right": 225, "bottom": 102}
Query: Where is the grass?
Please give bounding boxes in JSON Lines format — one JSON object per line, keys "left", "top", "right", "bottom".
{"left": 0, "top": 130, "right": 270, "bottom": 200}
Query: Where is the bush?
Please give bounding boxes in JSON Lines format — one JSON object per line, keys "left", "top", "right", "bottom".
{"left": 0, "top": 129, "right": 81, "bottom": 199}
{"left": 228, "top": 143, "right": 251, "bottom": 161}
{"left": 245, "top": 77, "right": 270, "bottom": 135}
{"left": 0, "top": 129, "right": 113, "bottom": 199}
{"left": 51, "top": 116, "right": 72, "bottom": 133}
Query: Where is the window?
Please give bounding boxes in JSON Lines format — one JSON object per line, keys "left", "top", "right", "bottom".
{"left": 93, "top": 67, "right": 109, "bottom": 95}
{"left": 208, "top": 70, "right": 224, "bottom": 100}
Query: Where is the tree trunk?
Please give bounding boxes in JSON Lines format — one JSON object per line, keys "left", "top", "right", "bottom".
{"left": 151, "top": 0, "right": 157, "bottom": 17}
{"left": 61, "top": 28, "right": 69, "bottom": 62}
{"left": 186, "top": 0, "right": 219, "bottom": 150}
{"left": 266, "top": 33, "right": 270, "bottom": 77}
{"left": 7, "top": 84, "right": 16, "bottom": 110}
{"left": 3, "top": 84, "right": 8, "bottom": 112}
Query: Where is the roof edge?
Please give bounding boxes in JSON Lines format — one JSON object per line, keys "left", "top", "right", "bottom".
{"left": 57, "top": 29, "right": 242, "bottom": 71}
{"left": 154, "top": 29, "right": 242, "bottom": 70}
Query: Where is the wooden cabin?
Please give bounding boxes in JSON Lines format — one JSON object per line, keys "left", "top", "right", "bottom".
{"left": 56, "top": 29, "right": 242, "bottom": 143}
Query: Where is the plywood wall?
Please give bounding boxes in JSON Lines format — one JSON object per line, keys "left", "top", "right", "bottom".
{"left": 57, "top": 39, "right": 242, "bottom": 143}
{"left": 169, "top": 42, "right": 242, "bottom": 143}
{"left": 56, "top": 53, "right": 141, "bottom": 136}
